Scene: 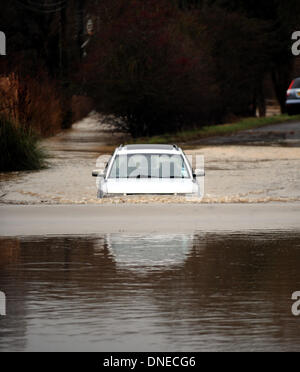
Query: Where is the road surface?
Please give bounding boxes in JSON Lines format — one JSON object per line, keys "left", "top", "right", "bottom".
{"left": 1, "top": 203, "right": 299, "bottom": 236}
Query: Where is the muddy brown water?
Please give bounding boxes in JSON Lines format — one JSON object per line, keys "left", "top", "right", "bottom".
{"left": 0, "top": 231, "right": 300, "bottom": 351}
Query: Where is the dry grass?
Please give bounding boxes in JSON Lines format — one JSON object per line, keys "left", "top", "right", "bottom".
{"left": 0, "top": 73, "right": 62, "bottom": 137}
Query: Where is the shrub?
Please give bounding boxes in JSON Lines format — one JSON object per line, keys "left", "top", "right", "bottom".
{"left": 82, "top": 0, "right": 217, "bottom": 137}
{"left": 0, "top": 116, "right": 46, "bottom": 172}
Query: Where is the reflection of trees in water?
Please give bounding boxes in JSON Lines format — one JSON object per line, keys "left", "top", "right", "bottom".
{"left": 0, "top": 238, "right": 20, "bottom": 267}
{"left": 146, "top": 232, "right": 300, "bottom": 348}
{"left": 0, "top": 236, "right": 117, "bottom": 351}
{"left": 0, "top": 238, "right": 26, "bottom": 351}
{"left": 1, "top": 233, "right": 300, "bottom": 350}
{"left": 15, "top": 236, "right": 117, "bottom": 294}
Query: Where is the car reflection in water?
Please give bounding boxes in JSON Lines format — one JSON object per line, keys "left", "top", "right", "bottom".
{"left": 101, "top": 234, "right": 194, "bottom": 273}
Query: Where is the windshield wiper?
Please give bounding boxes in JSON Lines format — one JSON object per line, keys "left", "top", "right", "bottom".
{"left": 136, "top": 175, "right": 151, "bottom": 178}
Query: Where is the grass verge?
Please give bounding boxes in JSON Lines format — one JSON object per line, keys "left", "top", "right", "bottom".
{"left": 130, "top": 114, "right": 300, "bottom": 145}
{"left": 0, "top": 116, "right": 47, "bottom": 172}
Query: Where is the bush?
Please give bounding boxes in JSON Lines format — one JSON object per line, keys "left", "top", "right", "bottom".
{"left": 82, "top": 0, "right": 218, "bottom": 137}
{"left": 81, "top": 1, "right": 278, "bottom": 135}
{"left": 0, "top": 116, "right": 46, "bottom": 172}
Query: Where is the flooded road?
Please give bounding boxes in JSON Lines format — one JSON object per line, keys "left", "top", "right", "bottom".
{"left": 0, "top": 114, "right": 300, "bottom": 204}
{"left": 1, "top": 116, "right": 300, "bottom": 352}
{"left": 0, "top": 231, "right": 300, "bottom": 352}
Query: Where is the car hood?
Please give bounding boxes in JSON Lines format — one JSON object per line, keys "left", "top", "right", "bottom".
{"left": 104, "top": 178, "right": 196, "bottom": 194}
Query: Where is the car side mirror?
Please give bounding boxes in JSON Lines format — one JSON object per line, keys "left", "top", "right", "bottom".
{"left": 193, "top": 169, "right": 205, "bottom": 177}
{"left": 92, "top": 169, "right": 105, "bottom": 177}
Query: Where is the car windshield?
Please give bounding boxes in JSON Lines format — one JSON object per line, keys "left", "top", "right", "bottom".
{"left": 108, "top": 154, "right": 190, "bottom": 179}
{"left": 292, "top": 79, "right": 300, "bottom": 89}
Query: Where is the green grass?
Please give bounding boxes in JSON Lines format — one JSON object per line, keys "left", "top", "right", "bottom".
{"left": 0, "top": 116, "right": 47, "bottom": 172}
{"left": 130, "top": 114, "right": 300, "bottom": 145}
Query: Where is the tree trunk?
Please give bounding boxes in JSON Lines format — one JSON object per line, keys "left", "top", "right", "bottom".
{"left": 271, "top": 59, "right": 294, "bottom": 114}
{"left": 257, "top": 81, "right": 266, "bottom": 117}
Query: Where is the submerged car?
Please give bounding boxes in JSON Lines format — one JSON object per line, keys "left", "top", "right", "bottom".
{"left": 92, "top": 144, "right": 204, "bottom": 198}
{"left": 286, "top": 77, "right": 300, "bottom": 115}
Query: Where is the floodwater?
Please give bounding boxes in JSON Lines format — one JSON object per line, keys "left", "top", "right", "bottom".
{"left": 1, "top": 113, "right": 300, "bottom": 204}
{"left": 0, "top": 231, "right": 300, "bottom": 352}
{"left": 1, "top": 113, "right": 300, "bottom": 352}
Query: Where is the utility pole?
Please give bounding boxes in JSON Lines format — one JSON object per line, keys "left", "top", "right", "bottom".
{"left": 77, "top": 0, "right": 85, "bottom": 61}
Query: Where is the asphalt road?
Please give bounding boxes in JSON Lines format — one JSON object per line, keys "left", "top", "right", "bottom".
{"left": 191, "top": 120, "right": 300, "bottom": 146}
{"left": 1, "top": 203, "right": 300, "bottom": 236}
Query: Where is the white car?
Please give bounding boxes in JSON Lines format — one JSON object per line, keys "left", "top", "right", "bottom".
{"left": 92, "top": 144, "right": 204, "bottom": 198}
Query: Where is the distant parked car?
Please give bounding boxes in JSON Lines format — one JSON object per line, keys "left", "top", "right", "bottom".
{"left": 286, "top": 77, "right": 300, "bottom": 115}
{"left": 92, "top": 144, "right": 204, "bottom": 198}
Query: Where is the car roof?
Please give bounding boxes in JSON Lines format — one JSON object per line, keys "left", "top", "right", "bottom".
{"left": 123, "top": 144, "right": 177, "bottom": 150}
{"left": 116, "top": 144, "right": 182, "bottom": 154}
